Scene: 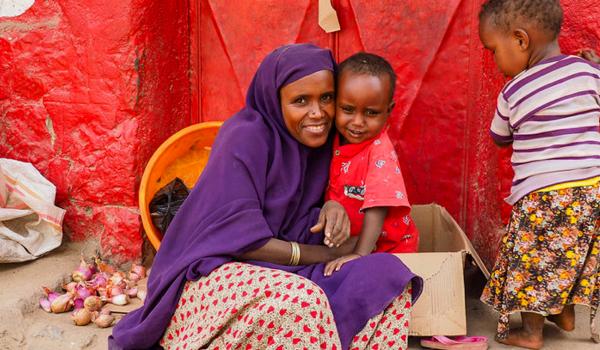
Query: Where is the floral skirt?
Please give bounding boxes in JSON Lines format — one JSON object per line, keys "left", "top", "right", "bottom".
{"left": 481, "top": 183, "right": 600, "bottom": 338}
{"left": 160, "top": 262, "right": 412, "bottom": 350}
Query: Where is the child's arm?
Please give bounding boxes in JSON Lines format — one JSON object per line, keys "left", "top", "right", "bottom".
{"left": 323, "top": 206, "right": 387, "bottom": 276}
{"left": 492, "top": 139, "right": 513, "bottom": 147}
{"left": 490, "top": 94, "right": 513, "bottom": 147}
{"left": 353, "top": 207, "right": 388, "bottom": 256}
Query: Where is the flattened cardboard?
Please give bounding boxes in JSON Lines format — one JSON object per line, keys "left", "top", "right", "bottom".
{"left": 400, "top": 252, "right": 466, "bottom": 335}
{"left": 396, "top": 203, "right": 488, "bottom": 336}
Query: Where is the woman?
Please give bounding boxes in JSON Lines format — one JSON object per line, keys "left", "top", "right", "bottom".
{"left": 110, "top": 44, "right": 422, "bottom": 350}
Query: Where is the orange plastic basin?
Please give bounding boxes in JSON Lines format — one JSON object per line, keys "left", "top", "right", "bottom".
{"left": 139, "top": 121, "right": 223, "bottom": 250}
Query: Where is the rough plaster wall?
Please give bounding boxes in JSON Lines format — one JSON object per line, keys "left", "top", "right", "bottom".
{"left": 0, "top": 1, "right": 189, "bottom": 262}
{"left": 465, "top": 0, "right": 600, "bottom": 267}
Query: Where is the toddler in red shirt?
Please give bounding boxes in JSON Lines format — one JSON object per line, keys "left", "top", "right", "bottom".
{"left": 324, "top": 53, "right": 419, "bottom": 276}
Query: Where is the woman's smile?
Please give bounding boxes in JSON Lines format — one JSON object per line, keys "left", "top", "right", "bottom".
{"left": 280, "top": 70, "right": 335, "bottom": 148}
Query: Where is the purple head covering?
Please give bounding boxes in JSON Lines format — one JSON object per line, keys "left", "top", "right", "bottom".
{"left": 110, "top": 44, "right": 422, "bottom": 350}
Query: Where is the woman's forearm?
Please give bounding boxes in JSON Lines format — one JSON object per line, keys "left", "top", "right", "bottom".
{"left": 238, "top": 237, "right": 358, "bottom": 265}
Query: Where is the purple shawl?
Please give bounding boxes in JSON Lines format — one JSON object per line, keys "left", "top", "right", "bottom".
{"left": 110, "top": 44, "right": 422, "bottom": 350}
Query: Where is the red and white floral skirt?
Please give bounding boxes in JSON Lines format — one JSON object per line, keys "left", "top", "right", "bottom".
{"left": 160, "top": 262, "right": 412, "bottom": 350}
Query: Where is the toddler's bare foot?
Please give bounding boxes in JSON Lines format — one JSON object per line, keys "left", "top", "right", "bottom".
{"left": 496, "top": 328, "right": 543, "bottom": 349}
{"left": 547, "top": 304, "right": 575, "bottom": 331}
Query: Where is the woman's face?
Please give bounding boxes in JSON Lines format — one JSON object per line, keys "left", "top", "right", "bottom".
{"left": 280, "top": 70, "right": 335, "bottom": 148}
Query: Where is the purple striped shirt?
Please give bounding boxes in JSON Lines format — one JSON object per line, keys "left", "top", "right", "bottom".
{"left": 490, "top": 55, "right": 600, "bottom": 204}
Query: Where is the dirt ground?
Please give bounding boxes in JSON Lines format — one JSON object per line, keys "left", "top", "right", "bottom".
{"left": 1, "top": 242, "right": 597, "bottom": 349}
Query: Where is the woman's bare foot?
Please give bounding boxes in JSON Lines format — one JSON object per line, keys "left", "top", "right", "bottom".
{"left": 496, "top": 328, "right": 544, "bottom": 349}
{"left": 547, "top": 304, "right": 575, "bottom": 331}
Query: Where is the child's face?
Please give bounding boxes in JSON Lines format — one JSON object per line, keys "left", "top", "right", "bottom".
{"left": 280, "top": 70, "right": 335, "bottom": 148}
{"left": 479, "top": 17, "right": 530, "bottom": 78}
{"left": 335, "top": 72, "right": 393, "bottom": 144}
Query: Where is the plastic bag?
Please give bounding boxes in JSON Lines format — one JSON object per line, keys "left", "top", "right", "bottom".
{"left": 149, "top": 177, "right": 189, "bottom": 235}
{"left": 0, "top": 158, "right": 65, "bottom": 263}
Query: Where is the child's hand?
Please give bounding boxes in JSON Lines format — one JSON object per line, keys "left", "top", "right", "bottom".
{"left": 310, "top": 200, "right": 350, "bottom": 248}
{"left": 578, "top": 48, "right": 600, "bottom": 64}
{"left": 324, "top": 253, "right": 362, "bottom": 276}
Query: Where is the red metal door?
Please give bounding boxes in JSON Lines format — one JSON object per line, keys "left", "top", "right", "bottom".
{"left": 191, "top": 0, "right": 498, "bottom": 264}
{"left": 191, "top": 0, "right": 332, "bottom": 123}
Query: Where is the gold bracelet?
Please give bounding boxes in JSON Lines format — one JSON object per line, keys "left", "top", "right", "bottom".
{"left": 289, "top": 241, "right": 300, "bottom": 266}
{"left": 292, "top": 242, "right": 300, "bottom": 266}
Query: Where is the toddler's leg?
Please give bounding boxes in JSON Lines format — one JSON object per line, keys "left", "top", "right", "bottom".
{"left": 497, "top": 312, "right": 544, "bottom": 349}
{"left": 547, "top": 304, "right": 576, "bottom": 331}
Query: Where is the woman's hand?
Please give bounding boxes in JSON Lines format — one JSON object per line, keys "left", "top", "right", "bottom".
{"left": 324, "top": 253, "right": 362, "bottom": 276}
{"left": 310, "top": 200, "right": 350, "bottom": 248}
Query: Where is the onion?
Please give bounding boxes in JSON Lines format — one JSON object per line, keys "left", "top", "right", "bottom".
{"left": 73, "top": 298, "right": 84, "bottom": 310}
{"left": 42, "top": 287, "right": 59, "bottom": 303}
{"left": 130, "top": 263, "right": 146, "bottom": 279}
{"left": 50, "top": 293, "right": 73, "bottom": 313}
{"left": 111, "top": 294, "right": 129, "bottom": 306}
{"left": 137, "top": 290, "right": 147, "bottom": 302}
{"left": 126, "top": 287, "right": 138, "bottom": 298}
{"left": 71, "top": 308, "right": 92, "bottom": 326}
{"left": 84, "top": 296, "right": 102, "bottom": 312}
{"left": 39, "top": 298, "right": 51, "bottom": 312}
{"left": 87, "top": 273, "right": 108, "bottom": 289}
{"left": 128, "top": 272, "right": 141, "bottom": 283}
{"left": 72, "top": 256, "right": 94, "bottom": 282}
{"left": 97, "top": 287, "right": 108, "bottom": 298}
{"left": 110, "top": 285, "right": 123, "bottom": 297}
{"left": 109, "top": 272, "right": 126, "bottom": 288}
{"left": 75, "top": 284, "right": 92, "bottom": 299}
{"left": 63, "top": 281, "right": 78, "bottom": 293}
{"left": 94, "top": 313, "right": 115, "bottom": 328}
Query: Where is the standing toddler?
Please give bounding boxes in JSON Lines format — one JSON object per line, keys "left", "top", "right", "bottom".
{"left": 478, "top": 0, "right": 600, "bottom": 349}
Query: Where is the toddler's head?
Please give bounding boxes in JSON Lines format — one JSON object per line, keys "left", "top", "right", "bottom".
{"left": 335, "top": 53, "right": 396, "bottom": 144}
{"left": 479, "top": 0, "right": 563, "bottom": 77}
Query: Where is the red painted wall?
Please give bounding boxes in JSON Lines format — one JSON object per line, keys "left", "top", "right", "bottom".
{"left": 0, "top": 0, "right": 190, "bottom": 262}
{"left": 1, "top": 1, "right": 597, "bottom": 264}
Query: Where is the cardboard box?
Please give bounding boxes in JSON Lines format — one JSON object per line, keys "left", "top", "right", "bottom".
{"left": 395, "top": 204, "right": 489, "bottom": 336}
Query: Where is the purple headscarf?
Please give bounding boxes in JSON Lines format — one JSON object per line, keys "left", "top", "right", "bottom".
{"left": 110, "top": 44, "right": 422, "bottom": 350}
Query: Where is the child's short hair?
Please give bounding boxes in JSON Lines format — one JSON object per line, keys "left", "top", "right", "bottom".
{"left": 479, "top": 0, "right": 563, "bottom": 39}
{"left": 338, "top": 52, "right": 397, "bottom": 101}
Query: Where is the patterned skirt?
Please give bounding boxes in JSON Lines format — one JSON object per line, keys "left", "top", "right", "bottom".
{"left": 481, "top": 183, "right": 600, "bottom": 338}
{"left": 160, "top": 262, "right": 412, "bottom": 350}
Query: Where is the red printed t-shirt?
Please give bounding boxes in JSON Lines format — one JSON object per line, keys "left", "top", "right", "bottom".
{"left": 325, "top": 130, "right": 418, "bottom": 253}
